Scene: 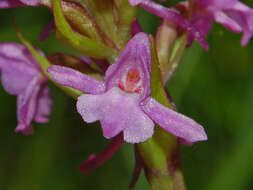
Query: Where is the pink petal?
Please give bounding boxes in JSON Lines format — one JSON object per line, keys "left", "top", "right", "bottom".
{"left": 48, "top": 65, "right": 105, "bottom": 94}
{"left": 141, "top": 98, "right": 207, "bottom": 143}
{"left": 201, "top": 0, "right": 237, "bottom": 9}
{"left": 16, "top": 76, "right": 42, "bottom": 135}
{"left": 241, "top": 31, "right": 253, "bottom": 46}
{"left": 0, "top": 43, "right": 38, "bottom": 65}
{"left": 105, "top": 32, "right": 152, "bottom": 100}
{"left": 80, "top": 133, "right": 124, "bottom": 174}
{"left": 0, "top": 0, "right": 23, "bottom": 8}
{"left": 19, "top": 0, "right": 40, "bottom": 6}
{"left": 128, "top": 0, "right": 151, "bottom": 6}
{"left": 80, "top": 56, "right": 93, "bottom": 65}
{"left": 77, "top": 87, "right": 154, "bottom": 143}
{"left": 213, "top": 11, "right": 242, "bottom": 33}
{"left": 225, "top": 2, "right": 253, "bottom": 45}
{"left": 0, "top": 55, "right": 40, "bottom": 95}
{"left": 187, "top": 16, "right": 213, "bottom": 47}
{"left": 131, "top": 19, "right": 143, "bottom": 36}
{"left": 40, "top": 20, "right": 55, "bottom": 41}
{"left": 0, "top": 0, "right": 40, "bottom": 8}
{"left": 138, "top": 1, "right": 209, "bottom": 50}
{"left": 34, "top": 85, "right": 53, "bottom": 123}
{"left": 15, "top": 123, "right": 34, "bottom": 135}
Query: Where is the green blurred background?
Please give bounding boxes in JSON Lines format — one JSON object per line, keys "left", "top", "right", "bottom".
{"left": 1, "top": 1, "right": 253, "bottom": 189}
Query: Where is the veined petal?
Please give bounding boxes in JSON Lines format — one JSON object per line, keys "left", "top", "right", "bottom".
{"left": 105, "top": 32, "right": 152, "bottom": 100}
{"left": 77, "top": 87, "right": 154, "bottom": 143}
{"left": 141, "top": 98, "right": 207, "bottom": 143}
{"left": 34, "top": 85, "right": 53, "bottom": 123}
{"left": 16, "top": 76, "right": 42, "bottom": 135}
{"left": 48, "top": 65, "right": 105, "bottom": 94}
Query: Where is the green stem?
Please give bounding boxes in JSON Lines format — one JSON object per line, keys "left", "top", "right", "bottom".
{"left": 137, "top": 36, "right": 187, "bottom": 190}
{"left": 164, "top": 33, "right": 187, "bottom": 83}
{"left": 138, "top": 137, "right": 173, "bottom": 190}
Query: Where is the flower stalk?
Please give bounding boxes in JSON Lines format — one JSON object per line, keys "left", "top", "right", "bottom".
{"left": 136, "top": 36, "right": 186, "bottom": 190}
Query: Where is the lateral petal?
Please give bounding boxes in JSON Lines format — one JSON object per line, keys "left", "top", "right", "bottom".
{"left": 141, "top": 98, "right": 207, "bottom": 143}
{"left": 48, "top": 65, "right": 105, "bottom": 94}
{"left": 16, "top": 76, "right": 41, "bottom": 135}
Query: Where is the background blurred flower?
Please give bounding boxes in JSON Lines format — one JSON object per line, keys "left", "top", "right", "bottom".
{"left": 182, "top": 0, "right": 253, "bottom": 46}
{"left": 0, "top": 43, "right": 52, "bottom": 135}
{"left": 0, "top": 0, "right": 40, "bottom": 8}
{"left": 128, "top": 0, "right": 209, "bottom": 50}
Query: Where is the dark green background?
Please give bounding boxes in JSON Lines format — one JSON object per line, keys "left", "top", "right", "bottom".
{"left": 1, "top": 1, "right": 253, "bottom": 189}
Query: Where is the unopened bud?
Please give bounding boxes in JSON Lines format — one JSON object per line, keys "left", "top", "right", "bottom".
{"left": 155, "top": 20, "right": 178, "bottom": 84}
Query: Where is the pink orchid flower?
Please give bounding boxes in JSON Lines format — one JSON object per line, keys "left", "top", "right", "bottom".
{"left": 0, "top": 43, "right": 52, "bottom": 135}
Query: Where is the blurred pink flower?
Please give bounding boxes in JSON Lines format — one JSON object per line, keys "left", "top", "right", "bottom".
{"left": 128, "top": 0, "right": 209, "bottom": 50}
{"left": 181, "top": 0, "right": 253, "bottom": 46}
{"left": 0, "top": 0, "right": 40, "bottom": 8}
{"left": 0, "top": 43, "right": 52, "bottom": 135}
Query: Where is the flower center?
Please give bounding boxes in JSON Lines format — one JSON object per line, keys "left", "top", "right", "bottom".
{"left": 118, "top": 68, "right": 143, "bottom": 94}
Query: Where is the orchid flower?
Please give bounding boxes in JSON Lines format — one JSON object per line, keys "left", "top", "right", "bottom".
{"left": 128, "top": 0, "right": 209, "bottom": 50}
{"left": 181, "top": 0, "right": 253, "bottom": 46}
{"left": 0, "top": 43, "right": 52, "bottom": 135}
{"left": 0, "top": 0, "right": 40, "bottom": 8}
{"left": 48, "top": 32, "right": 207, "bottom": 144}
